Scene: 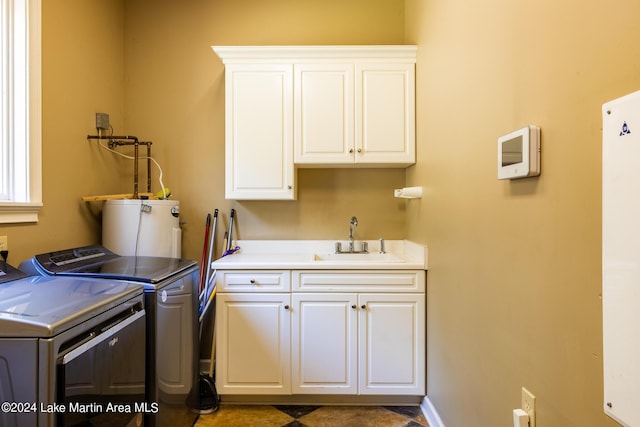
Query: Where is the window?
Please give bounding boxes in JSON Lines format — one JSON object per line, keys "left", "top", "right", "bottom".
{"left": 0, "top": 0, "right": 41, "bottom": 223}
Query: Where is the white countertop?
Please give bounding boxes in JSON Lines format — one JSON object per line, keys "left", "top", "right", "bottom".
{"left": 211, "top": 240, "right": 427, "bottom": 270}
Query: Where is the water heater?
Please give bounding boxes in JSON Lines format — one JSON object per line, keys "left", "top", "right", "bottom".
{"left": 102, "top": 199, "right": 182, "bottom": 258}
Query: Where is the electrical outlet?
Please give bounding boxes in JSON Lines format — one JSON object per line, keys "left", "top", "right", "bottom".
{"left": 522, "top": 387, "right": 536, "bottom": 427}
{"left": 96, "top": 112, "right": 110, "bottom": 130}
{"left": 0, "top": 236, "right": 7, "bottom": 251}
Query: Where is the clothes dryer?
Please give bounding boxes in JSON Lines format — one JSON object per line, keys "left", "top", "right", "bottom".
{"left": 0, "top": 261, "right": 146, "bottom": 427}
{"left": 20, "top": 245, "right": 200, "bottom": 427}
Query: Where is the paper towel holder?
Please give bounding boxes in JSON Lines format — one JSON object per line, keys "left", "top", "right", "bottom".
{"left": 394, "top": 186, "right": 423, "bottom": 199}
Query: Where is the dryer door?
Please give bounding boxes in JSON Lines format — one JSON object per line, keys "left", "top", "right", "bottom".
{"left": 56, "top": 306, "right": 146, "bottom": 426}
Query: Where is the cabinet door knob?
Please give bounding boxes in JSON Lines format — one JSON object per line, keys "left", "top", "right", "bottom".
{"left": 287, "top": 185, "right": 292, "bottom": 190}
{"left": 284, "top": 305, "right": 290, "bottom": 310}
{"left": 361, "top": 304, "right": 367, "bottom": 310}
{"left": 349, "top": 148, "right": 354, "bottom": 154}
{"left": 351, "top": 304, "right": 357, "bottom": 309}
{"left": 249, "top": 279, "right": 256, "bottom": 284}
{"left": 357, "top": 148, "right": 362, "bottom": 153}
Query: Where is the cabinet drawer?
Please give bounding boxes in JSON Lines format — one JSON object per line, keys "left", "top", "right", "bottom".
{"left": 292, "top": 270, "right": 425, "bottom": 292}
{"left": 217, "top": 270, "right": 291, "bottom": 292}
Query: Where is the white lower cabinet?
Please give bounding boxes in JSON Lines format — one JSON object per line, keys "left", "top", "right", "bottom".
{"left": 291, "top": 292, "right": 424, "bottom": 395}
{"left": 291, "top": 293, "right": 358, "bottom": 394}
{"left": 216, "top": 269, "right": 425, "bottom": 397}
{"left": 357, "top": 293, "right": 425, "bottom": 395}
{"left": 216, "top": 292, "right": 291, "bottom": 394}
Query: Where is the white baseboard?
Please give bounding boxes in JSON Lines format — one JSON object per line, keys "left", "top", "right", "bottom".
{"left": 420, "top": 396, "right": 445, "bottom": 427}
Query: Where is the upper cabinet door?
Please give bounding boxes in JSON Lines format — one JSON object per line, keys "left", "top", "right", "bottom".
{"left": 294, "top": 63, "right": 355, "bottom": 165}
{"left": 224, "top": 64, "right": 295, "bottom": 200}
{"left": 355, "top": 63, "right": 416, "bottom": 167}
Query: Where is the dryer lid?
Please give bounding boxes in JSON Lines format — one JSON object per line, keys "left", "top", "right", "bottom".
{"left": 0, "top": 276, "right": 143, "bottom": 337}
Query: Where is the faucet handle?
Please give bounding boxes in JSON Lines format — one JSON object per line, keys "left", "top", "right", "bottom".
{"left": 335, "top": 242, "right": 342, "bottom": 253}
{"left": 361, "top": 242, "right": 368, "bottom": 253}
{"left": 379, "top": 238, "right": 385, "bottom": 254}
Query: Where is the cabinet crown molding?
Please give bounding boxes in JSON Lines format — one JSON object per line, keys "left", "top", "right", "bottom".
{"left": 212, "top": 45, "right": 417, "bottom": 63}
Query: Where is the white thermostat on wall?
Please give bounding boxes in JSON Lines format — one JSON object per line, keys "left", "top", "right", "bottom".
{"left": 497, "top": 125, "right": 541, "bottom": 180}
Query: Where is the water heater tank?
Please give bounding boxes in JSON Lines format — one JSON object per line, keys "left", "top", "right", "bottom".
{"left": 102, "top": 199, "right": 182, "bottom": 258}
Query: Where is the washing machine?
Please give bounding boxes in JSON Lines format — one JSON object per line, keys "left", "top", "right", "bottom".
{"left": 0, "top": 261, "right": 146, "bottom": 427}
{"left": 20, "top": 245, "right": 200, "bottom": 427}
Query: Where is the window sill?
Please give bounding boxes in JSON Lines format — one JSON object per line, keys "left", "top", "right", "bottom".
{"left": 0, "top": 203, "right": 42, "bottom": 223}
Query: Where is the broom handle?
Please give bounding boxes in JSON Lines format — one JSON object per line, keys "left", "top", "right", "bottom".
{"left": 209, "top": 308, "right": 217, "bottom": 377}
{"left": 226, "top": 209, "right": 235, "bottom": 252}
{"left": 205, "top": 209, "right": 218, "bottom": 287}
{"left": 198, "top": 214, "right": 211, "bottom": 294}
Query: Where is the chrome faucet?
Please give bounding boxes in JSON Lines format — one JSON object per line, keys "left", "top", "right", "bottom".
{"left": 335, "top": 216, "right": 368, "bottom": 254}
{"left": 349, "top": 216, "right": 358, "bottom": 252}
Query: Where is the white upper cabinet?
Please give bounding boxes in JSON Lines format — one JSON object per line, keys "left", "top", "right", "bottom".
{"left": 295, "top": 59, "right": 416, "bottom": 167}
{"left": 355, "top": 63, "right": 415, "bottom": 166}
{"left": 294, "top": 63, "right": 355, "bottom": 165}
{"left": 214, "top": 46, "right": 417, "bottom": 199}
{"left": 221, "top": 63, "right": 295, "bottom": 200}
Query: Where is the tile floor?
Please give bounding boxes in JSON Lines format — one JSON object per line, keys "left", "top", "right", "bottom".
{"left": 194, "top": 405, "right": 429, "bottom": 427}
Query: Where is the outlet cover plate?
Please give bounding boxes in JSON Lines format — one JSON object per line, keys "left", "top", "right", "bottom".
{"left": 522, "top": 387, "right": 536, "bottom": 427}
{"left": 96, "top": 112, "right": 110, "bottom": 130}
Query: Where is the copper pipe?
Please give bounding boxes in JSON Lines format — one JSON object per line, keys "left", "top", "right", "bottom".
{"left": 133, "top": 142, "right": 139, "bottom": 198}
{"left": 146, "top": 143, "right": 152, "bottom": 193}
{"left": 87, "top": 135, "right": 153, "bottom": 198}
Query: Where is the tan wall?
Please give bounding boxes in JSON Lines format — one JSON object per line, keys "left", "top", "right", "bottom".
{"left": 121, "top": 0, "right": 408, "bottom": 262}
{"left": 0, "top": 0, "right": 124, "bottom": 264}
{"left": 0, "top": 0, "right": 406, "bottom": 264}
{"left": 6, "top": 2, "right": 627, "bottom": 425}
{"left": 406, "top": 0, "right": 638, "bottom": 425}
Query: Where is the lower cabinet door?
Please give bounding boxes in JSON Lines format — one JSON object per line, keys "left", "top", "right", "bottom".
{"left": 216, "top": 293, "right": 291, "bottom": 394}
{"left": 358, "top": 293, "right": 425, "bottom": 395}
{"left": 291, "top": 293, "right": 358, "bottom": 394}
